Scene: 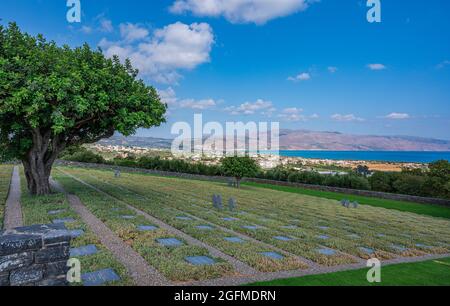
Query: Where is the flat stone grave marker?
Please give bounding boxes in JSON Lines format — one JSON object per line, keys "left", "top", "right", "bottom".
{"left": 185, "top": 256, "right": 216, "bottom": 266}
{"left": 82, "top": 268, "right": 120, "bottom": 286}
{"left": 69, "top": 229, "right": 85, "bottom": 238}
{"left": 138, "top": 225, "right": 158, "bottom": 231}
{"left": 121, "top": 215, "right": 136, "bottom": 220}
{"left": 415, "top": 243, "right": 432, "bottom": 249}
{"left": 70, "top": 245, "right": 99, "bottom": 257}
{"left": 273, "top": 236, "right": 293, "bottom": 241}
{"left": 377, "top": 233, "right": 386, "bottom": 237}
{"left": 222, "top": 217, "right": 238, "bottom": 221}
{"left": 261, "top": 252, "right": 284, "bottom": 260}
{"left": 242, "top": 225, "right": 260, "bottom": 230}
{"left": 317, "top": 235, "right": 330, "bottom": 240}
{"left": 176, "top": 216, "right": 193, "bottom": 221}
{"left": 111, "top": 208, "right": 121, "bottom": 212}
{"left": 48, "top": 209, "right": 67, "bottom": 215}
{"left": 316, "top": 248, "right": 336, "bottom": 256}
{"left": 359, "top": 247, "right": 375, "bottom": 255}
{"left": 196, "top": 225, "right": 214, "bottom": 230}
{"left": 224, "top": 237, "right": 244, "bottom": 243}
{"left": 348, "top": 234, "right": 360, "bottom": 239}
{"left": 317, "top": 226, "right": 329, "bottom": 230}
{"left": 53, "top": 218, "right": 76, "bottom": 224}
{"left": 281, "top": 225, "right": 298, "bottom": 230}
{"left": 157, "top": 238, "right": 183, "bottom": 247}
{"left": 391, "top": 244, "right": 407, "bottom": 252}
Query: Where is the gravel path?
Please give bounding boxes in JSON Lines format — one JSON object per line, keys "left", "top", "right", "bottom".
{"left": 50, "top": 179, "right": 170, "bottom": 286}
{"left": 57, "top": 170, "right": 258, "bottom": 277}
{"left": 3, "top": 166, "right": 23, "bottom": 229}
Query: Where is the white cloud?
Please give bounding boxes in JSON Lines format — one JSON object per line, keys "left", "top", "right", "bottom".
{"left": 119, "top": 23, "right": 149, "bottom": 42}
{"left": 288, "top": 72, "right": 311, "bottom": 82}
{"left": 180, "top": 98, "right": 217, "bottom": 110}
{"left": 436, "top": 60, "right": 450, "bottom": 69}
{"left": 328, "top": 66, "right": 338, "bottom": 73}
{"left": 384, "top": 112, "right": 410, "bottom": 120}
{"left": 331, "top": 114, "right": 365, "bottom": 122}
{"left": 225, "top": 99, "right": 275, "bottom": 115}
{"left": 367, "top": 63, "right": 387, "bottom": 71}
{"left": 81, "top": 26, "right": 93, "bottom": 34}
{"left": 169, "top": 0, "right": 316, "bottom": 25}
{"left": 158, "top": 87, "right": 178, "bottom": 106}
{"left": 100, "top": 19, "right": 114, "bottom": 33}
{"left": 100, "top": 22, "right": 214, "bottom": 84}
{"left": 158, "top": 87, "right": 218, "bottom": 111}
{"left": 278, "top": 107, "right": 305, "bottom": 122}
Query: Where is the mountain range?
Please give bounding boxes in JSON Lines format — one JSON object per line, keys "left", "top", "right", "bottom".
{"left": 97, "top": 130, "right": 450, "bottom": 152}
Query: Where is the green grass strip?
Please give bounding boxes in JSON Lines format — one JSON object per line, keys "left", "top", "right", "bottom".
{"left": 243, "top": 182, "right": 450, "bottom": 219}
{"left": 247, "top": 257, "right": 450, "bottom": 286}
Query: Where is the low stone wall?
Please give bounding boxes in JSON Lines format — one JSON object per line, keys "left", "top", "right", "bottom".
{"left": 56, "top": 160, "right": 450, "bottom": 207}
{"left": 0, "top": 224, "right": 71, "bottom": 286}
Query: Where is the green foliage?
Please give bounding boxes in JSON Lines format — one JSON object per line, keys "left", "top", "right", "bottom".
{"left": 0, "top": 22, "right": 166, "bottom": 161}
{"left": 221, "top": 156, "right": 260, "bottom": 181}
{"left": 60, "top": 146, "right": 106, "bottom": 164}
{"left": 368, "top": 171, "right": 398, "bottom": 193}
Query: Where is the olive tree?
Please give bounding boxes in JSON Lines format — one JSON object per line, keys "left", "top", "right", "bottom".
{"left": 0, "top": 23, "right": 166, "bottom": 195}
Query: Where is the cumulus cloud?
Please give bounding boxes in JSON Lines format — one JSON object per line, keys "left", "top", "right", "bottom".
{"left": 100, "top": 22, "right": 214, "bottom": 84}
{"left": 331, "top": 114, "right": 365, "bottom": 122}
{"left": 224, "top": 99, "right": 275, "bottom": 116}
{"left": 367, "top": 63, "right": 387, "bottom": 71}
{"left": 384, "top": 113, "right": 410, "bottom": 120}
{"left": 278, "top": 107, "right": 305, "bottom": 122}
{"left": 436, "top": 60, "right": 450, "bottom": 69}
{"left": 328, "top": 66, "right": 338, "bottom": 73}
{"left": 119, "top": 23, "right": 149, "bottom": 42}
{"left": 179, "top": 98, "right": 217, "bottom": 110}
{"left": 169, "top": 0, "right": 316, "bottom": 25}
{"left": 287, "top": 72, "right": 311, "bottom": 82}
{"left": 99, "top": 19, "right": 114, "bottom": 33}
{"left": 158, "top": 87, "right": 218, "bottom": 112}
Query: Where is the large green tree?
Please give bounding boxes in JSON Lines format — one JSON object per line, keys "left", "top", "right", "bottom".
{"left": 221, "top": 156, "right": 260, "bottom": 188}
{"left": 0, "top": 23, "right": 166, "bottom": 195}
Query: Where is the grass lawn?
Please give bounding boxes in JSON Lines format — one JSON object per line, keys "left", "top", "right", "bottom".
{"left": 0, "top": 164, "right": 13, "bottom": 228}
{"left": 247, "top": 257, "right": 450, "bottom": 286}
{"left": 243, "top": 182, "right": 450, "bottom": 219}
{"left": 19, "top": 167, "right": 134, "bottom": 286}
{"left": 55, "top": 167, "right": 450, "bottom": 270}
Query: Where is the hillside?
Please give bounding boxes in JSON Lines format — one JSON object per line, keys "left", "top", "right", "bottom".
{"left": 98, "top": 131, "right": 450, "bottom": 152}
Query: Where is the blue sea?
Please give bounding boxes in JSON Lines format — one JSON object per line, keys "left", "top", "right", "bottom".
{"left": 276, "top": 151, "right": 450, "bottom": 163}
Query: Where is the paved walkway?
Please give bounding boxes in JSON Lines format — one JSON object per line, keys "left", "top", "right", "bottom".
{"left": 57, "top": 170, "right": 258, "bottom": 277}
{"left": 4, "top": 166, "right": 23, "bottom": 229}
{"left": 50, "top": 179, "right": 170, "bottom": 286}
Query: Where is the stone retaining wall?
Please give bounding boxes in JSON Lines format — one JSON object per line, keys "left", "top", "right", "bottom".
{"left": 0, "top": 224, "right": 71, "bottom": 286}
{"left": 56, "top": 160, "right": 450, "bottom": 207}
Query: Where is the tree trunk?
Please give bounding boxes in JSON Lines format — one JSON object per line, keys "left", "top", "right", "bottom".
{"left": 21, "top": 129, "right": 63, "bottom": 196}
{"left": 22, "top": 152, "right": 52, "bottom": 195}
{"left": 236, "top": 178, "right": 241, "bottom": 189}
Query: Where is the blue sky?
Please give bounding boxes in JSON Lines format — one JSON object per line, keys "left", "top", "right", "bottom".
{"left": 1, "top": 0, "right": 449, "bottom": 140}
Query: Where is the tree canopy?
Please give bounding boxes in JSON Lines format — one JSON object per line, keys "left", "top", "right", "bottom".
{"left": 0, "top": 22, "right": 166, "bottom": 194}
{"left": 221, "top": 156, "right": 260, "bottom": 188}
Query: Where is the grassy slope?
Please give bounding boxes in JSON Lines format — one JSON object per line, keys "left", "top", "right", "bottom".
{"left": 243, "top": 182, "right": 450, "bottom": 219}
{"left": 248, "top": 257, "right": 450, "bottom": 286}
